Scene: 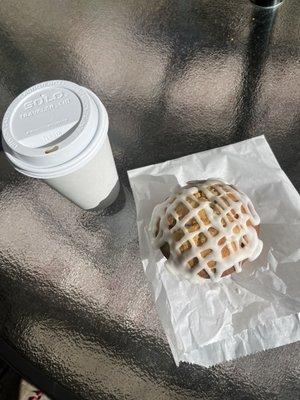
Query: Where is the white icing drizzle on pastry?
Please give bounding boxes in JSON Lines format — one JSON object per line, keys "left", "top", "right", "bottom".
{"left": 150, "top": 179, "right": 263, "bottom": 282}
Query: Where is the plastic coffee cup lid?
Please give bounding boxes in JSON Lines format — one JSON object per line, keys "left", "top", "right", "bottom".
{"left": 2, "top": 80, "right": 108, "bottom": 178}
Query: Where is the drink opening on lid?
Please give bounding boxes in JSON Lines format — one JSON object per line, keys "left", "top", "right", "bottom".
{"left": 45, "top": 145, "right": 59, "bottom": 154}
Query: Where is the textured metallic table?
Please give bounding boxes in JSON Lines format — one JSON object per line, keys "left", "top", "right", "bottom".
{"left": 0, "top": 1, "right": 299, "bottom": 399}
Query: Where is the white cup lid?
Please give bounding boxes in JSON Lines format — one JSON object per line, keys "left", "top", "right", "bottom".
{"left": 2, "top": 80, "right": 108, "bottom": 177}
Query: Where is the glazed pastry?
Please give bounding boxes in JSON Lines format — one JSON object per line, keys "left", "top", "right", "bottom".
{"left": 150, "top": 179, "right": 263, "bottom": 282}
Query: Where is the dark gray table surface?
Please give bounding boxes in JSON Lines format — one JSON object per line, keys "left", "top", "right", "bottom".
{"left": 0, "top": 1, "right": 299, "bottom": 399}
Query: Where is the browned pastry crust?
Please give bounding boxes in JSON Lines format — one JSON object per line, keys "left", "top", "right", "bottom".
{"left": 157, "top": 183, "right": 260, "bottom": 279}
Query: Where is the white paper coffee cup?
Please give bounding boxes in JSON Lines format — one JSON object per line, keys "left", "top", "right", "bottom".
{"left": 1, "top": 80, "right": 119, "bottom": 209}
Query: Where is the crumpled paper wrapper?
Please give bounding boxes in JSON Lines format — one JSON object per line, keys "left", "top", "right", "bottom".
{"left": 128, "top": 136, "right": 300, "bottom": 367}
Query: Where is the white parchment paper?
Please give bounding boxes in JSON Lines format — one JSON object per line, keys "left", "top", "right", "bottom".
{"left": 128, "top": 136, "right": 300, "bottom": 366}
